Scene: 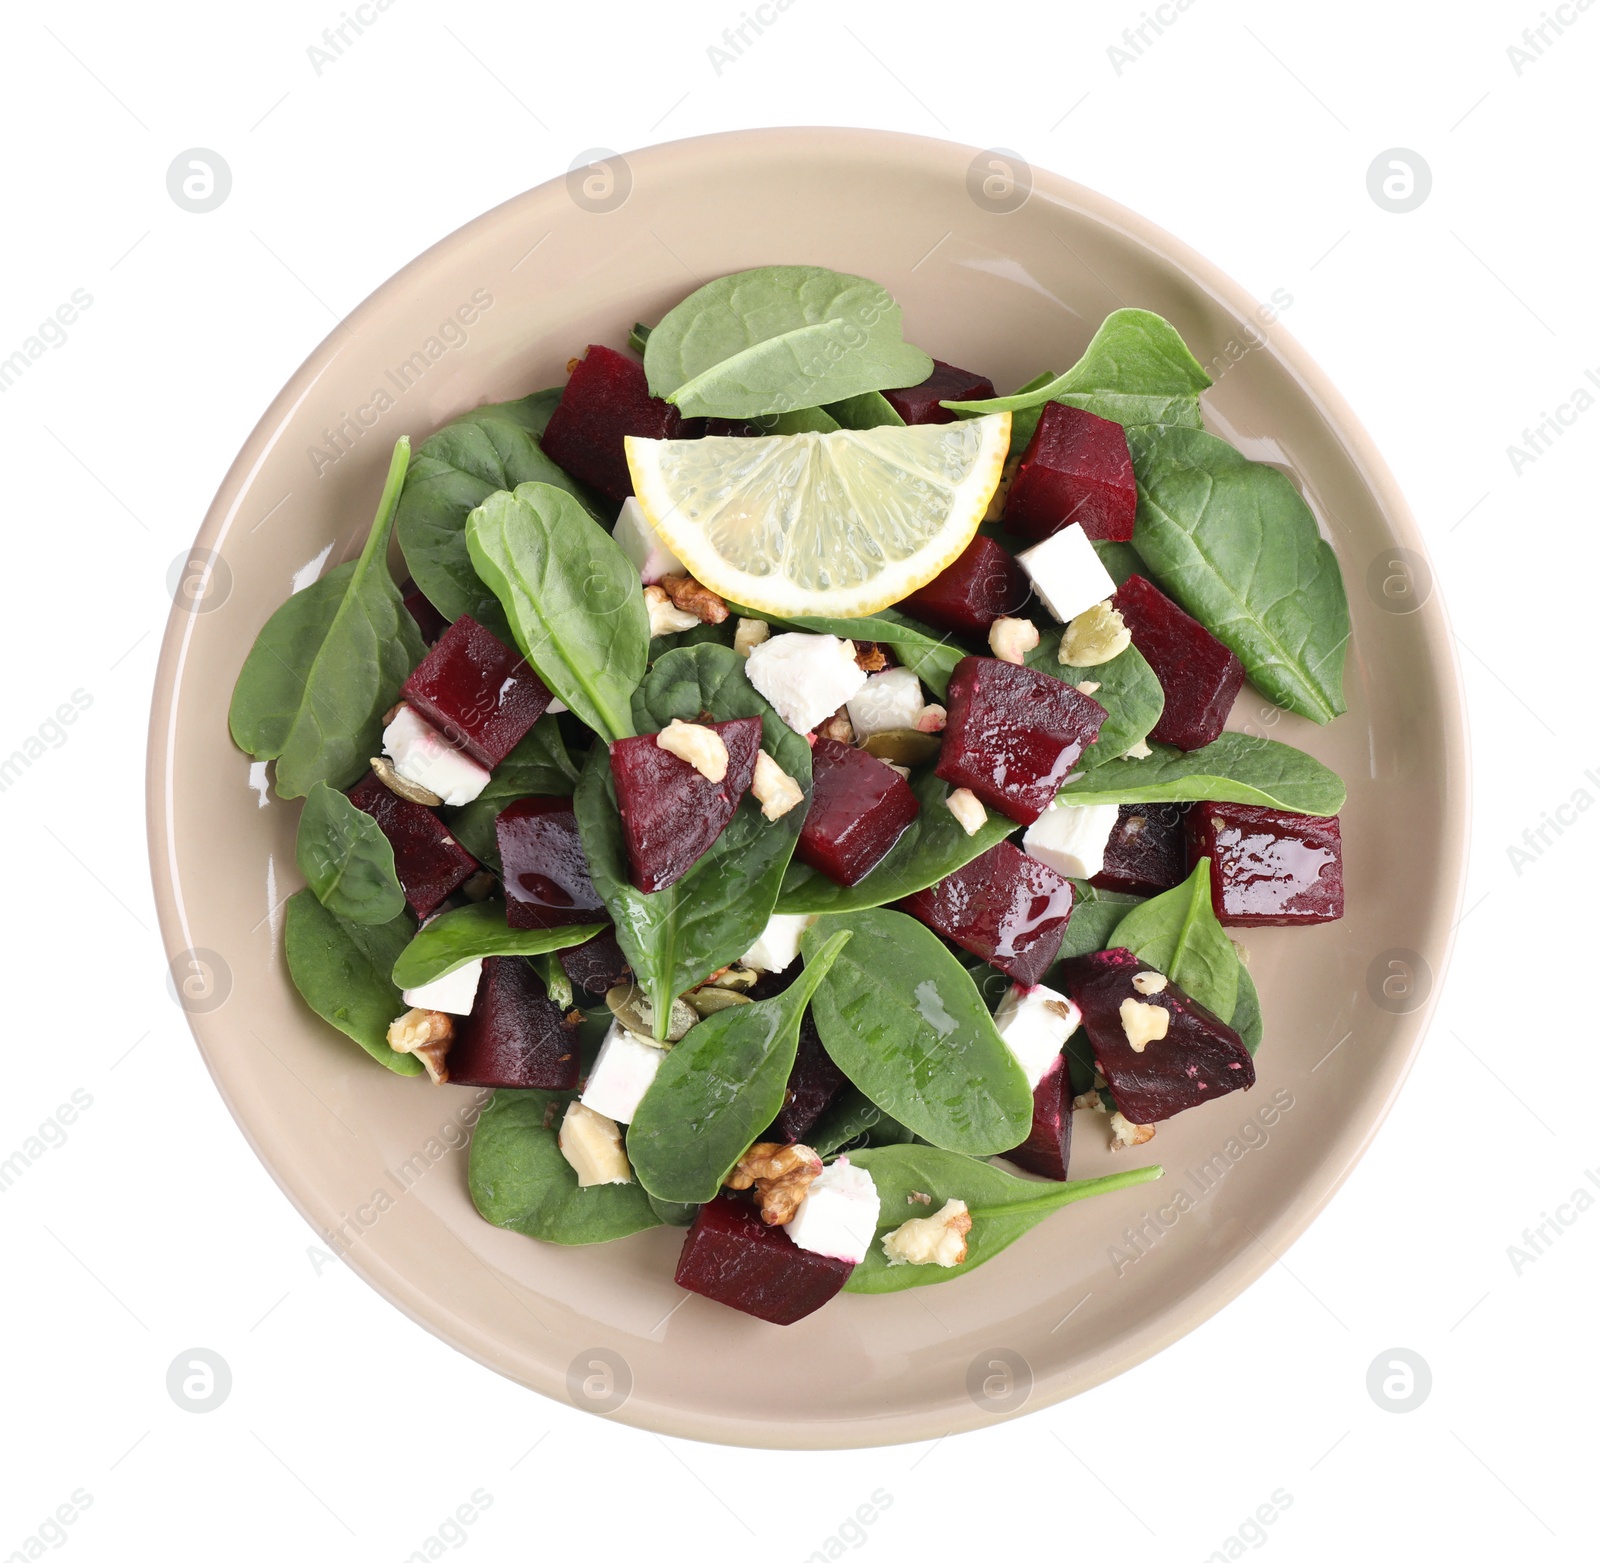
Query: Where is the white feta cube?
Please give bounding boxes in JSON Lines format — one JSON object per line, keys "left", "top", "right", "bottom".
{"left": 845, "top": 667, "right": 925, "bottom": 739}
{"left": 579, "top": 1021, "right": 668, "bottom": 1125}
{"left": 743, "top": 633, "right": 867, "bottom": 734}
{"left": 557, "top": 1102, "right": 632, "bottom": 1186}
{"left": 401, "top": 957, "right": 482, "bottom": 1016}
{"left": 613, "top": 496, "right": 684, "bottom": 583}
{"left": 786, "top": 1155, "right": 880, "bottom": 1264}
{"left": 741, "top": 913, "right": 815, "bottom": 974}
{"left": 1022, "top": 799, "right": 1122, "bottom": 879}
{"left": 382, "top": 704, "right": 491, "bottom": 806}
{"left": 993, "top": 982, "right": 1082, "bottom": 1089}
{"left": 1016, "top": 523, "right": 1117, "bottom": 624}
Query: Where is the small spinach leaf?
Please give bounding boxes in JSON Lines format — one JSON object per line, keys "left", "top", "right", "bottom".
{"left": 824, "top": 390, "right": 906, "bottom": 429}
{"left": 1231, "top": 964, "right": 1264, "bottom": 1055}
{"left": 468, "top": 1089, "right": 661, "bottom": 1245}
{"left": 646, "top": 1192, "right": 699, "bottom": 1227}
{"left": 391, "top": 903, "right": 603, "bottom": 989}
{"left": 441, "top": 716, "right": 578, "bottom": 865}
{"left": 843, "top": 1143, "right": 1164, "bottom": 1293}
{"left": 808, "top": 1087, "right": 915, "bottom": 1157}
{"left": 283, "top": 889, "right": 420, "bottom": 1074}
{"left": 644, "top": 266, "right": 934, "bottom": 419}
{"left": 802, "top": 910, "right": 1033, "bottom": 1156}
{"left": 1025, "top": 635, "right": 1164, "bottom": 769}
{"left": 1056, "top": 881, "right": 1145, "bottom": 961}
{"left": 628, "top": 930, "right": 850, "bottom": 1202}
{"left": 1126, "top": 423, "right": 1349, "bottom": 724}
{"left": 295, "top": 781, "right": 404, "bottom": 924}
{"left": 466, "top": 481, "right": 649, "bottom": 743}
{"left": 734, "top": 604, "right": 964, "bottom": 697}
{"left": 1109, "top": 858, "right": 1239, "bottom": 1020}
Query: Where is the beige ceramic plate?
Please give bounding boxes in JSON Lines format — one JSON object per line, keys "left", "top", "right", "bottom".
{"left": 148, "top": 128, "right": 1468, "bottom": 1448}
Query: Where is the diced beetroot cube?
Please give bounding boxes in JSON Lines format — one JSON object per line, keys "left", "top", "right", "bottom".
{"left": 673, "top": 1192, "right": 853, "bottom": 1325}
{"left": 610, "top": 717, "right": 763, "bottom": 893}
{"left": 897, "top": 842, "right": 1075, "bottom": 988}
{"left": 557, "top": 927, "right": 632, "bottom": 998}
{"left": 495, "top": 797, "right": 606, "bottom": 929}
{"left": 900, "top": 535, "right": 1031, "bottom": 637}
{"left": 766, "top": 1019, "right": 849, "bottom": 1143}
{"left": 882, "top": 358, "right": 997, "bottom": 425}
{"left": 401, "top": 580, "right": 449, "bottom": 645}
{"left": 448, "top": 955, "right": 579, "bottom": 1089}
{"left": 538, "top": 344, "right": 699, "bottom": 502}
{"left": 1007, "top": 1054, "right": 1073, "bottom": 1180}
{"left": 1091, "top": 804, "right": 1190, "bottom": 898}
{"left": 401, "top": 615, "right": 551, "bottom": 769}
{"left": 796, "top": 737, "right": 919, "bottom": 886}
{"left": 934, "top": 657, "right": 1106, "bottom": 825}
{"left": 346, "top": 773, "right": 477, "bottom": 917}
{"left": 1113, "top": 576, "right": 1244, "bottom": 751}
{"left": 1060, "top": 947, "right": 1254, "bottom": 1123}
{"left": 1185, "top": 804, "right": 1344, "bottom": 926}
{"left": 1002, "top": 402, "right": 1137, "bottom": 543}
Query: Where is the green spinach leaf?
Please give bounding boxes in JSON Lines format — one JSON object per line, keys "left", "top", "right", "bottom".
{"left": 644, "top": 266, "right": 934, "bottom": 419}
{"left": 1231, "top": 964, "right": 1263, "bottom": 1055}
{"left": 1056, "top": 881, "right": 1145, "bottom": 961}
{"left": 1093, "top": 538, "right": 1144, "bottom": 587}
{"left": 1126, "top": 423, "right": 1349, "bottom": 723}
{"left": 1109, "top": 859, "right": 1239, "bottom": 1020}
{"left": 808, "top": 1087, "right": 915, "bottom": 1157}
{"left": 295, "top": 781, "right": 405, "bottom": 924}
{"left": 441, "top": 716, "right": 578, "bottom": 865}
{"left": 283, "top": 889, "right": 420, "bottom": 1074}
{"left": 628, "top": 930, "right": 850, "bottom": 1202}
{"left": 646, "top": 1192, "right": 699, "bottom": 1227}
{"left": 843, "top": 1143, "right": 1163, "bottom": 1293}
{"left": 735, "top": 604, "right": 965, "bottom": 697}
{"left": 1025, "top": 636, "right": 1164, "bottom": 769}
{"left": 802, "top": 910, "right": 1032, "bottom": 1155}
{"left": 466, "top": 481, "right": 649, "bottom": 743}
{"left": 824, "top": 390, "right": 906, "bottom": 429}
{"left": 391, "top": 903, "right": 603, "bottom": 989}
{"left": 468, "top": 1089, "right": 661, "bottom": 1244}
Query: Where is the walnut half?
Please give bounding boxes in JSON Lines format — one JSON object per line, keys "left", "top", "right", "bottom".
{"left": 388, "top": 1008, "right": 453, "bottom": 1084}
{"left": 724, "top": 1141, "right": 823, "bottom": 1225}
{"left": 658, "top": 573, "right": 729, "bottom": 624}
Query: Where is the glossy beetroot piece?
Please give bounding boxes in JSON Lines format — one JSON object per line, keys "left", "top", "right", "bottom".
{"left": 1002, "top": 402, "right": 1137, "bottom": 543}
{"left": 610, "top": 717, "right": 763, "bottom": 893}
{"left": 766, "top": 1019, "right": 849, "bottom": 1143}
{"left": 1114, "top": 575, "right": 1244, "bottom": 751}
{"left": 402, "top": 615, "right": 551, "bottom": 768}
{"left": 1091, "top": 804, "right": 1190, "bottom": 898}
{"left": 1186, "top": 804, "right": 1344, "bottom": 926}
{"left": 401, "top": 580, "right": 449, "bottom": 645}
{"left": 673, "top": 1192, "right": 853, "bottom": 1325}
{"left": 539, "top": 344, "right": 698, "bottom": 502}
{"left": 1061, "top": 947, "right": 1254, "bottom": 1124}
{"left": 449, "top": 955, "right": 579, "bottom": 1089}
{"left": 898, "top": 841, "right": 1075, "bottom": 988}
{"left": 934, "top": 656, "right": 1107, "bottom": 825}
{"left": 558, "top": 927, "right": 632, "bottom": 998}
{"left": 900, "top": 534, "right": 1031, "bottom": 637}
{"left": 796, "top": 737, "right": 919, "bottom": 886}
{"left": 495, "top": 797, "right": 606, "bottom": 930}
{"left": 346, "top": 773, "right": 477, "bottom": 917}
{"left": 882, "top": 358, "right": 997, "bottom": 425}
{"left": 1007, "top": 1054, "right": 1073, "bottom": 1181}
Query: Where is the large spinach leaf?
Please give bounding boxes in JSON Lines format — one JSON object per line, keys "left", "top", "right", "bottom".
{"left": 466, "top": 481, "right": 649, "bottom": 743}
{"left": 1054, "top": 733, "right": 1345, "bottom": 815}
{"left": 295, "top": 781, "right": 404, "bottom": 924}
{"left": 808, "top": 1086, "right": 915, "bottom": 1157}
{"left": 394, "top": 390, "right": 600, "bottom": 635}
{"left": 627, "top": 930, "right": 851, "bottom": 1202}
{"left": 844, "top": 1144, "right": 1163, "bottom": 1293}
{"left": 390, "top": 903, "right": 603, "bottom": 989}
{"left": 468, "top": 1089, "right": 661, "bottom": 1244}
{"left": 1056, "top": 881, "right": 1145, "bottom": 961}
{"left": 441, "top": 716, "right": 578, "bottom": 865}
{"left": 1126, "top": 423, "right": 1349, "bottom": 724}
{"left": 573, "top": 644, "right": 813, "bottom": 1037}
{"left": 734, "top": 604, "right": 965, "bottom": 697}
{"left": 1108, "top": 859, "right": 1239, "bottom": 1020}
{"left": 802, "top": 910, "right": 1033, "bottom": 1155}
{"left": 283, "top": 889, "right": 420, "bottom": 1074}
{"left": 1025, "top": 636, "right": 1164, "bottom": 769}
{"left": 643, "top": 266, "right": 934, "bottom": 419}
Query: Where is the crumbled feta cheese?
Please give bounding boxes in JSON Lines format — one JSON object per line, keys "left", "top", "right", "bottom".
{"left": 881, "top": 759, "right": 912, "bottom": 779}
{"left": 733, "top": 617, "right": 771, "bottom": 658}
{"left": 401, "top": 958, "right": 483, "bottom": 1017}
{"left": 751, "top": 751, "right": 804, "bottom": 820}
{"left": 882, "top": 1198, "right": 972, "bottom": 1267}
{"left": 644, "top": 584, "right": 699, "bottom": 636}
{"left": 994, "top": 982, "right": 1082, "bottom": 1088}
{"left": 1021, "top": 799, "right": 1122, "bottom": 879}
{"left": 741, "top": 913, "right": 815, "bottom": 974}
{"left": 1110, "top": 1111, "right": 1156, "bottom": 1148}
{"left": 988, "top": 615, "right": 1040, "bottom": 664}
{"left": 1073, "top": 680, "right": 1101, "bottom": 696}
{"left": 845, "top": 666, "right": 925, "bottom": 738}
{"left": 1131, "top": 970, "right": 1168, "bottom": 995}
{"left": 786, "top": 1155, "right": 880, "bottom": 1264}
{"left": 655, "top": 718, "right": 728, "bottom": 782}
{"left": 613, "top": 496, "right": 684, "bottom": 583}
{"left": 579, "top": 1021, "right": 669, "bottom": 1124}
{"left": 382, "top": 704, "right": 491, "bottom": 806}
{"left": 945, "top": 787, "right": 988, "bottom": 836}
{"left": 744, "top": 633, "right": 867, "bottom": 734}
{"left": 1060, "top": 600, "right": 1131, "bottom": 666}
{"left": 1121, "top": 739, "right": 1153, "bottom": 760}
{"left": 558, "top": 1101, "right": 632, "bottom": 1186}
{"left": 1016, "top": 523, "right": 1117, "bottom": 623}
{"left": 546, "top": 698, "right": 568, "bottom": 714}
{"left": 1119, "top": 998, "right": 1169, "bottom": 1052}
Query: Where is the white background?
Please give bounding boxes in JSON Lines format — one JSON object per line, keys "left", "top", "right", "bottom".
{"left": 2, "top": 1, "right": 1595, "bottom": 1559}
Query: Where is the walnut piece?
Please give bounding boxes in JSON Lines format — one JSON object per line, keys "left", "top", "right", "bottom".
{"left": 882, "top": 1198, "right": 973, "bottom": 1267}
{"left": 734, "top": 617, "right": 771, "bottom": 658}
{"left": 1119, "top": 997, "right": 1170, "bottom": 1052}
{"left": 644, "top": 584, "right": 699, "bottom": 636}
{"left": 655, "top": 718, "right": 729, "bottom": 782}
{"left": 724, "top": 1141, "right": 823, "bottom": 1225}
{"left": 945, "top": 787, "right": 987, "bottom": 836}
{"left": 915, "top": 704, "right": 947, "bottom": 734}
{"left": 388, "top": 1008, "right": 453, "bottom": 1083}
{"left": 658, "top": 573, "right": 729, "bottom": 624}
{"left": 369, "top": 754, "right": 443, "bottom": 807}
{"left": 818, "top": 709, "right": 854, "bottom": 744}
{"left": 988, "top": 615, "right": 1041, "bottom": 664}
{"left": 751, "top": 751, "right": 804, "bottom": 820}
{"left": 854, "top": 641, "right": 889, "bottom": 673}
{"left": 1061, "top": 600, "right": 1132, "bottom": 667}
{"left": 1109, "top": 1112, "right": 1156, "bottom": 1149}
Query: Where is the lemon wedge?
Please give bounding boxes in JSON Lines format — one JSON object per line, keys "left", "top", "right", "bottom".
{"left": 624, "top": 412, "right": 1011, "bottom": 618}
